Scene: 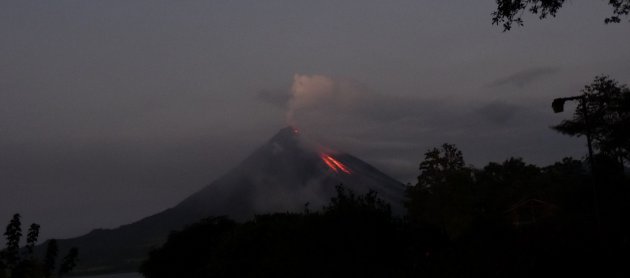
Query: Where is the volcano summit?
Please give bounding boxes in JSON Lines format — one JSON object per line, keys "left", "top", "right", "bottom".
{"left": 178, "top": 126, "right": 405, "bottom": 218}
{"left": 52, "top": 127, "right": 406, "bottom": 274}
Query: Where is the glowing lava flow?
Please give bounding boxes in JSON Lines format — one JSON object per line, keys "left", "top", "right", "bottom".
{"left": 320, "top": 153, "right": 352, "bottom": 174}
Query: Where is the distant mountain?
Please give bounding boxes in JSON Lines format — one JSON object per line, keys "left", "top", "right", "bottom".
{"left": 48, "top": 127, "right": 406, "bottom": 275}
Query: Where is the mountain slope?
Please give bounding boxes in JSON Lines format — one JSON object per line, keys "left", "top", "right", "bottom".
{"left": 50, "top": 127, "right": 406, "bottom": 274}
{"left": 177, "top": 127, "right": 405, "bottom": 218}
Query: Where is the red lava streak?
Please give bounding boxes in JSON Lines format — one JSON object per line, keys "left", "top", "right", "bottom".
{"left": 320, "top": 153, "right": 352, "bottom": 174}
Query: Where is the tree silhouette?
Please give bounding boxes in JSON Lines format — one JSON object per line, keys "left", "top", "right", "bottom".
{"left": 26, "top": 224, "right": 40, "bottom": 257}
{"left": 0, "top": 214, "right": 78, "bottom": 278}
{"left": 415, "top": 143, "right": 467, "bottom": 189}
{"left": 492, "top": 0, "right": 630, "bottom": 30}
{"left": 553, "top": 75, "right": 630, "bottom": 170}
{"left": 44, "top": 240, "right": 58, "bottom": 278}
{"left": 58, "top": 248, "right": 78, "bottom": 278}
{"left": 3, "top": 214, "right": 22, "bottom": 269}
{"left": 406, "top": 144, "right": 476, "bottom": 239}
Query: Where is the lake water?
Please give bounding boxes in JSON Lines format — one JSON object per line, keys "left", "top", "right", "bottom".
{"left": 75, "top": 273, "right": 142, "bottom": 278}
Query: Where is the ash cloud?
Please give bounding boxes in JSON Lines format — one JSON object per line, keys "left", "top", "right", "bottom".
{"left": 286, "top": 74, "right": 352, "bottom": 125}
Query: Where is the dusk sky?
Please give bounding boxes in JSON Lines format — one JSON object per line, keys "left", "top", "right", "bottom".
{"left": 2, "top": 0, "right": 629, "bottom": 240}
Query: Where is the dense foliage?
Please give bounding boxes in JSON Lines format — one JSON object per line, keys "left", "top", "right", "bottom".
{"left": 492, "top": 0, "right": 630, "bottom": 30}
{"left": 141, "top": 187, "right": 409, "bottom": 278}
{"left": 553, "top": 75, "right": 630, "bottom": 170}
{"left": 406, "top": 147, "right": 629, "bottom": 277}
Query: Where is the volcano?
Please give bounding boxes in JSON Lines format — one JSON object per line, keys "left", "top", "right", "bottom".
{"left": 50, "top": 127, "right": 406, "bottom": 274}
{"left": 177, "top": 126, "right": 405, "bottom": 218}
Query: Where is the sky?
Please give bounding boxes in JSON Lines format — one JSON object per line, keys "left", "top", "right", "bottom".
{"left": 1, "top": 0, "right": 629, "bottom": 240}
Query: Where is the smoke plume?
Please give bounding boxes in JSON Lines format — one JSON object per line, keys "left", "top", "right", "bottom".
{"left": 286, "top": 74, "right": 361, "bottom": 126}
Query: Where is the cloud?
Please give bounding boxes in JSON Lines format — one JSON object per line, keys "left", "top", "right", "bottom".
{"left": 488, "top": 67, "right": 560, "bottom": 88}
{"left": 475, "top": 101, "right": 521, "bottom": 125}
